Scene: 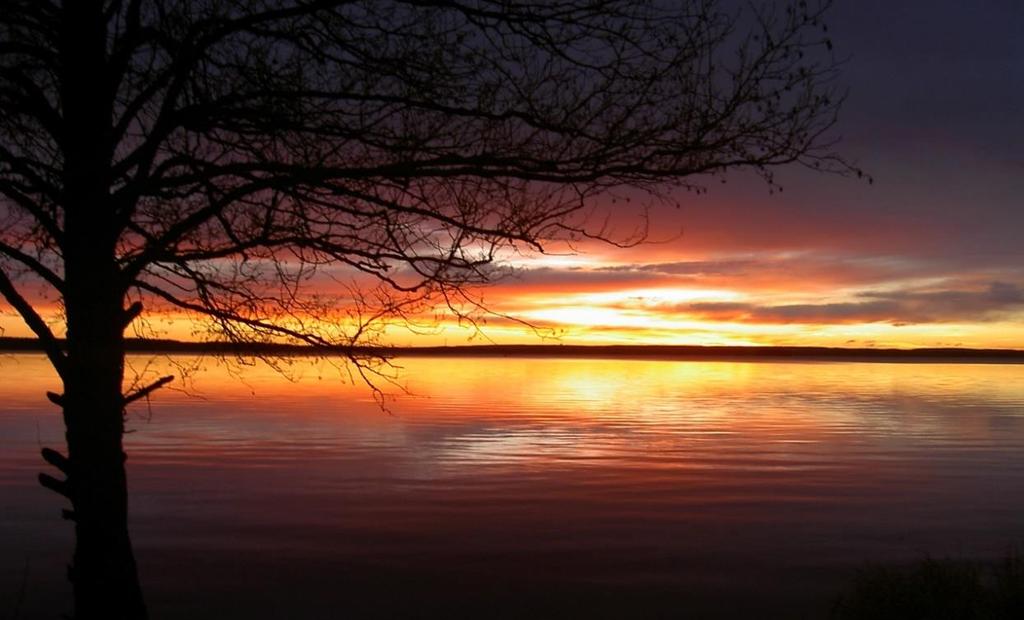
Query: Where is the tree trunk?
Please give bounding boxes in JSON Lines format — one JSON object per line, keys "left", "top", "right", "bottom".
{"left": 61, "top": 354, "right": 147, "bottom": 618}
{"left": 50, "top": 2, "right": 148, "bottom": 616}
{"left": 60, "top": 290, "right": 147, "bottom": 620}
{"left": 60, "top": 204, "right": 146, "bottom": 619}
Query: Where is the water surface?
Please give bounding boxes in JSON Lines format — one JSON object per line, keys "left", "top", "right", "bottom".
{"left": 2, "top": 354, "right": 1024, "bottom": 618}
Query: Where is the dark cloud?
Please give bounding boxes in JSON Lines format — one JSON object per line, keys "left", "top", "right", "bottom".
{"left": 990, "top": 282, "right": 1024, "bottom": 304}
{"left": 598, "top": 260, "right": 755, "bottom": 276}
{"left": 854, "top": 282, "right": 1024, "bottom": 322}
{"left": 684, "top": 300, "right": 902, "bottom": 324}
{"left": 681, "top": 282, "right": 1024, "bottom": 325}
{"left": 506, "top": 266, "right": 671, "bottom": 288}
{"left": 500, "top": 252, "right": 1014, "bottom": 296}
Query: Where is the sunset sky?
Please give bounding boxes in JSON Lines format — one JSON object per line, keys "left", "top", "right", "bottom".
{"left": 2, "top": 1, "right": 1022, "bottom": 349}
{"left": 379, "top": 1, "right": 1022, "bottom": 349}
{"left": 439, "top": 0, "right": 1024, "bottom": 349}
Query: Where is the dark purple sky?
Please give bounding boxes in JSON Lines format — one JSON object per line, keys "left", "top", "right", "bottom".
{"left": 819, "top": 0, "right": 1023, "bottom": 257}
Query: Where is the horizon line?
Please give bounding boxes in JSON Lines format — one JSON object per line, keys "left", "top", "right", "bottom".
{"left": 2, "top": 337, "right": 1023, "bottom": 363}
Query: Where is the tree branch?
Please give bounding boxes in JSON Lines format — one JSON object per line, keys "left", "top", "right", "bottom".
{"left": 123, "top": 375, "right": 174, "bottom": 405}
{"left": 38, "top": 472, "right": 70, "bottom": 499}
{"left": 0, "top": 265, "right": 66, "bottom": 377}
{"left": 0, "top": 240, "right": 64, "bottom": 291}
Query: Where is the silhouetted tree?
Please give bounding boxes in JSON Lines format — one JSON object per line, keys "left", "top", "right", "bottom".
{"left": 0, "top": 0, "right": 853, "bottom": 617}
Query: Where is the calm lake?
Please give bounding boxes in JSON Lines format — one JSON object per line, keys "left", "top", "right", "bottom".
{"left": 2, "top": 354, "right": 1024, "bottom": 618}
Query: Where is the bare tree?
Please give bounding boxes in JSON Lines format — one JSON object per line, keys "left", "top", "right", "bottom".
{"left": 0, "top": 0, "right": 853, "bottom": 617}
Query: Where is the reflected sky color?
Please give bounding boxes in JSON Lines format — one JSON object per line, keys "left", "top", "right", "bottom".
{"left": 3, "top": 354, "right": 1024, "bottom": 617}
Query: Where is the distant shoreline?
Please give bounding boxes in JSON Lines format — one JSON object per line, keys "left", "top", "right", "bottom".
{"left": 2, "top": 337, "right": 1023, "bottom": 364}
